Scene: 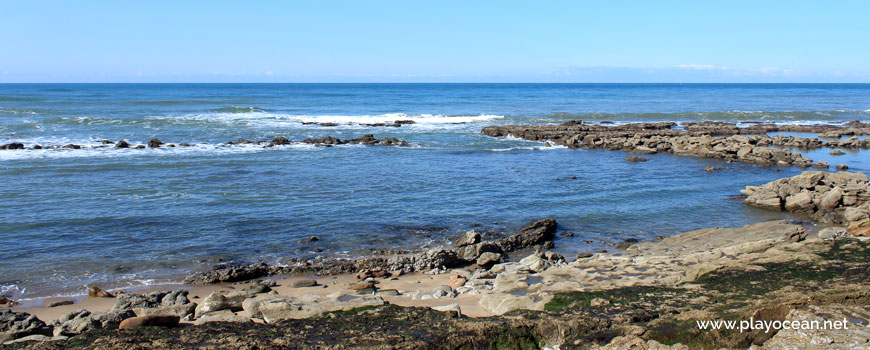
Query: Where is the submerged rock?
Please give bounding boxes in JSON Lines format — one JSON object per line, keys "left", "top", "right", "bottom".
{"left": 0, "top": 143, "right": 25, "bottom": 150}
{"left": 148, "top": 138, "right": 163, "bottom": 148}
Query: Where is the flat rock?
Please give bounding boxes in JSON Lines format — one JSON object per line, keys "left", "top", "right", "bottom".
{"left": 242, "top": 293, "right": 384, "bottom": 323}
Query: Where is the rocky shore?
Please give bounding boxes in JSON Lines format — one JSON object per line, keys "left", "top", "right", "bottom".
{"left": 481, "top": 121, "right": 870, "bottom": 168}
{"left": 743, "top": 171, "right": 870, "bottom": 237}
{"left": 182, "top": 218, "right": 557, "bottom": 285}
{"left": 0, "top": 134, "right": 408, "bottom": 151}
{"left": 3, "top": 180, "right": 870, "bottom": 349}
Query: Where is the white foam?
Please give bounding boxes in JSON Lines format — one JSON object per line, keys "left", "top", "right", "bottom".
{"left": 0, "top": 283, "right": 25, "bottom": 299}
{"left": 490, "top": 145, "right": 568, "bottom": 152}
{"left": 0, "top": 139, "right": 322, "bottom": 161}
{"left": 155, "top": 112, "right": 504, "bottom": 130}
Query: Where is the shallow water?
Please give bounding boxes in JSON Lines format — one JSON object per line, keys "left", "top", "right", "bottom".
{"left": 1, "top": 83, "right": 869, "bottom": 299}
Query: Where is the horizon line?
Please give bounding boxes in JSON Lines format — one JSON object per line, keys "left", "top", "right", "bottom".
{"left": 2, "top": 82, "right": 870, "bottom": 84}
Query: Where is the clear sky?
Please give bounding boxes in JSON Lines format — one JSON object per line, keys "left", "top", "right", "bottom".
{"left": 1, "top": 1, "right": 868, "bottom": 83}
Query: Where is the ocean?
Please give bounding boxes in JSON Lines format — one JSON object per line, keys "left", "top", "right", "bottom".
{"left": 2, "top": 83, "right": 869, "bottom": 300}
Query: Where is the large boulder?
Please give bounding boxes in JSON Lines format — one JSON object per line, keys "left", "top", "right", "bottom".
{"left": 454, "top": 242, "right": 502, "bottom": 263}
{"left": 818, "top": 186, "right": 844, "bottom": 210}
{"left": 784, "top": 191, "right": 814, "bottom": 212}
{"left": 455, "top": 230, "right": 481, "bottom": 247}
{"left": 0, "top": 309, "right": 51, "bottom": 343}
{"left": 496, "top": 218, "right": 557, "bottom": 252}
{"left": 194, "top": 291, "right": 247, "bottom": 318}
{"left": 111, "top": 290, "right": 196, "bottom": 319}
{"left": 50, "top": 309, "right": 135, "bottom": 337}
{"left": 476, "top": 252, "right": 502, "bottom": 268}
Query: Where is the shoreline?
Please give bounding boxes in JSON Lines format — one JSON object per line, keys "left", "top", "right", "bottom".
{"left": 2, "top": 121, "right": 870, "bottom": 348}
{"left": 5, "top": 212, "right": 869, "bottom": 348}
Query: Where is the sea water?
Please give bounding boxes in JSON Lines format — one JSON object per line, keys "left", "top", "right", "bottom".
{"left": 1, "top": 83, "right": 869, "bottom": 299}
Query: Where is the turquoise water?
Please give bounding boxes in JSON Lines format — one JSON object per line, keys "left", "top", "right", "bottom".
{"left": 1, "top": 83, "right": 869, "bottom": 299}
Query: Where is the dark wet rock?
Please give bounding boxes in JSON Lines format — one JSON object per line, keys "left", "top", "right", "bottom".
{"left": 625, "top": 156, "right": 647, "bottom": 162}
{"left": 50, "top": 309, "right": 135, "bottom": 337}
{"left": 118, "top": 315, "right": 180, "bottom": 330}
{"left": 31, "top": 145, "right": 42, "bottom": 150}
{"left": 184, "top": 263, "right": 270, "bottom": 285}
{"left": 135, "top": 145, "right": 145, "bottom": 149}
{"left": 179, "top": 143, "right": 191, "bottom": 147}
{"left": 115, "top": 140, "right": 130, "bottom": 149}
{"left": 100, "top": 140, "right": 114, "bottom": 144}
{"left": 111, "top": 290, "right": 195, "bottom": 318}
{"left": 495, "top": 218, "right": 557, "bottom": 252}
{"left": 301, "top": 122, "right": 339, "bottom": 127}
{"left": 303, "top": 136, "right": 342, "bottom": 145}
{"left": 0, "top": 309, "right": 51, "bottom": 343}
{"left": 0, "top": 298, "right": 18, "bottom": 307}
{"left": 378, "top": 137, "right": 408, "bottom": 146}
{"left": 147, "top": 139, "right": 163, "bottom": 148}
{"left": 87, "top": 286, "right": 113, "bottom": 298}
{"left": 267, "top": 136, "right": 291, "bottom": 147}
{"left": 0, "top": 143, "right": 25, "bottom": 150}
{"left": 347, "top": 134, "right": 378, "bottom": 145}
{"left": 837, "top": 164, "right": 849, "bottom": 170}
{"left": 62, "top": 144, "right": 81, "bottom": 149}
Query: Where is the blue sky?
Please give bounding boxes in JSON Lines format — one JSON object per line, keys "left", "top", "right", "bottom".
{"left": 1, "top": 1, "right": 868, "bottom": 83}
